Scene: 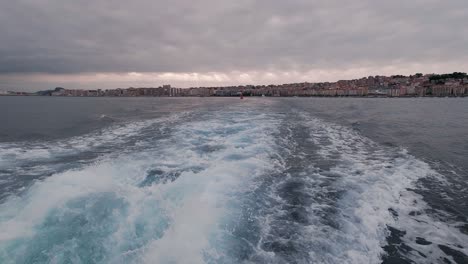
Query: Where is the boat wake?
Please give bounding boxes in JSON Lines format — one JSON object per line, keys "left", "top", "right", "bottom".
{"left": 0, "top": 102, "right": 466, "bottom": 263}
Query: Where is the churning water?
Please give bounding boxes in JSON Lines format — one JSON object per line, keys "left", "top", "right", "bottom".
{"left": 0, "top": 97, "right": 467, "bottom": 263}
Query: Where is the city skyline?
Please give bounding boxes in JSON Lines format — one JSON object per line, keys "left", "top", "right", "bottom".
{"left": 4, "top": 72, "right": 467, "bottom": 98}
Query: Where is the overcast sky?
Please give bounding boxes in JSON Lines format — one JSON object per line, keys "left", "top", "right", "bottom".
{"left": 1, "top": 0, "right": 467, "bottom": 91}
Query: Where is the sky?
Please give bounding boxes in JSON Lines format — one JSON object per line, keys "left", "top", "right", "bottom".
{"left": 1, "top": 0, "right": 467, "bottom": 91}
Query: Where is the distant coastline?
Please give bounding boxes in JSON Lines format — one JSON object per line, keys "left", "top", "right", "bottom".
{"left": 2, "top": 72, "right": 467, "bottom": 98}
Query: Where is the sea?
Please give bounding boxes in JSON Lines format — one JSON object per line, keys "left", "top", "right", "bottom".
{"left": 0, "top": 96, "right": 467, "bottom": 264}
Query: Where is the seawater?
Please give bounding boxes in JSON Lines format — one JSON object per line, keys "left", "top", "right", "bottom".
{"left": 0, "top": 97, "right": 467, "bottom": 264}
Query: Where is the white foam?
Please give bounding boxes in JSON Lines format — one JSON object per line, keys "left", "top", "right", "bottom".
{"left": 2, "top": 103, "right": 466, "bottom": 263}
{"left": 0, "top": 112, "right": 187, "bottom": 163}
{"left": 139, "top": 110, "right": 280, "bottom": 264}
{"left": 0, "top": 105, "right": 280, "bottom": 263}
{"left": 0, "top": 112, "right": 189, "bottom": 187}
{"left": 300, "top": 116, "right": 468, "bottom": 263}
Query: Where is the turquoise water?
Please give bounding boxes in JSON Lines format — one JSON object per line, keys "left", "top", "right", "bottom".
{"left": 0, "top": 97, "right": 467, "bottom": 263}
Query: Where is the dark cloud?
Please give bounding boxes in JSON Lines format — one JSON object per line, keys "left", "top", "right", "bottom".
{"left": 0, "top": 0, "right": 467, "bottom": 76}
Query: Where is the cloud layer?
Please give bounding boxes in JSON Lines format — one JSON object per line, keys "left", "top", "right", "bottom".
{"left": 1, "top": 0, "right": 468, "bottom": 90}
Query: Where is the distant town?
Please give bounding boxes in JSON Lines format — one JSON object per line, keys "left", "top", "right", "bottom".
{"left": 2, "top": 72, "right": 468, "bottom": 97}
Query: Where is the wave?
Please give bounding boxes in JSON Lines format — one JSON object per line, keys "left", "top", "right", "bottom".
{"left": 238, "top": 112, "right": 468, "bottom": 263}
{"left": 0, "top": 112, "right": 189, "bottom": 199}
{"left": 0, "top": 102, "right": 466, "bottom": 263}
{"left": 0, "top": 105, "right": 281, "bottom": 264}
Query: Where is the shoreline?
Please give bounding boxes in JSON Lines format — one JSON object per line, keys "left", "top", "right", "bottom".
{"left": 1, "top": 94, "right": 467, "bottom": 98}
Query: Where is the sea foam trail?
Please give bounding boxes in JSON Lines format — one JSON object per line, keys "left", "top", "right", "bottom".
{"left": 241, "top": 112, "right": 468, "bottom": 264}
{"left": 206, "top": 108, "right": 468, "bottom": 264}
{"left": 1, "top": 101, "right": 467, "bottom": 264}
{"left": 0, "top": 103, "right": 281, "bottom": 264}
{"left": 0, "top": 111, "right": 188, "bottom": 165}
{"left": 304, "top": 117, "right": 468, "bottom": 263}
{"left": 0, "top": 112, "right": 188, "bottom": 200}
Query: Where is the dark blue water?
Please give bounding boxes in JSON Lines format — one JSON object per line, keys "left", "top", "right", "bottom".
{"left": 0, "top": 97, "right": 467, "bottom": 263}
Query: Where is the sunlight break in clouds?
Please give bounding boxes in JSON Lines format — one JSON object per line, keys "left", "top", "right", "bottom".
{"left": 1, "top": 61, "right": 467, "bottom": 91}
